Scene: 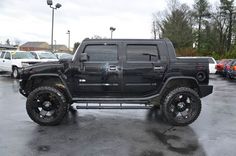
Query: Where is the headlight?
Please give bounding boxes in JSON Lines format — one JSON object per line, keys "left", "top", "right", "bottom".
{"left": 21, "top": 62, "right": 30, "bottom": 67}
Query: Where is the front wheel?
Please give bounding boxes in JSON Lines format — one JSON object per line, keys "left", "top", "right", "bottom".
{"left": 12, "top": 67, "right": 19, "bottom": 79}
{"left": 26, "top": 86, "right": 68, "bottom": 126}
{"left": 161, "top": 87, "right": 201, "bottom": 126}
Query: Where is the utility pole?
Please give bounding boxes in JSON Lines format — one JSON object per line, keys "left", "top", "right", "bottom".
{"left": 66, "top": 30, "right": 70, "bottom": 51}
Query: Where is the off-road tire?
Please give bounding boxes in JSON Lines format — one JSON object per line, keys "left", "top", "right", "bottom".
{"left": 26, "top": 86, "right": 68, "bottom": 126}
{"left": 161, "top": 87, "right": 201, "bottom": 126}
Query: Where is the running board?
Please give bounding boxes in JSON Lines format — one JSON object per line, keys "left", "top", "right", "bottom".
{"left": 75, "top": 103, "right": 152, "bottom": 109}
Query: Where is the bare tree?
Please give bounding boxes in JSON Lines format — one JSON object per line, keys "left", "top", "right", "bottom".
{"left": 5, "top": 39, "right": 10, "bottom": 45}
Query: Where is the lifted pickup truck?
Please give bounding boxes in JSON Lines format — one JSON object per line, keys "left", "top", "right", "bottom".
{"left": 19, "top": 39, "right": 213, "bottom": 126}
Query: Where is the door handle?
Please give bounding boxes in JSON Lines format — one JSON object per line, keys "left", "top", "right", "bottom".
{"left": 108, "top": 65, "right": 118, "bottom": 72}
{"left": 154, "top": 66, "right": 164, "bottom": 70}
{"left": 3, "top": 60, "right": 5, "bottom": 62}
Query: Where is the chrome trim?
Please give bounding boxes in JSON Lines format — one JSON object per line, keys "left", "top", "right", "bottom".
{"left": 79, "top": 83, "right": 119, "bottom": 86}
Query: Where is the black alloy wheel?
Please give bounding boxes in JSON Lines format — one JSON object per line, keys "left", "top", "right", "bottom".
{"left": 26, "top": 87, "right": 68, "bottom": 126}
{"left": 162, "top": 87, "right": 201, "bottom": 126}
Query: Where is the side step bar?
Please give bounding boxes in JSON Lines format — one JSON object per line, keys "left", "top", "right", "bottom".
{"left": 75, "top": 103, "right": 152, "bottom": 109}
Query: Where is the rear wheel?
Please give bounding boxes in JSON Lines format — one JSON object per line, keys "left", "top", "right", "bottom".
{"left": 161, "top": 87, "right": 201, "bottom": 126}
{"left": 26, "top": 86, "right": 68, "bottom": 126}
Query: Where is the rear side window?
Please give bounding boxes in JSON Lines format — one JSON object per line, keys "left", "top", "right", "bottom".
{"left": 84, "top": 45, "right": 118, "bottom": 62}
{"left": 127, "top": 45, "right": 159, "bottom": 62}
{"left": 0, "top": 52, "right": 5, "bottom": 58}
{"left": 208, "top": 58, "right": 215, "bottom": 64}
{"left": 5, "top": 52, "right": 11, "bottom": 60}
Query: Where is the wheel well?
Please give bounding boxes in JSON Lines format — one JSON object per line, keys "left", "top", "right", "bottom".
{"left": 12, "top": 65, "right": 17, "bottom": 70}
{"left": 161, "top": 78, "right": 199, "bottom": 96}
{"left": 29, "top": 76, "right": 72, "bottom": 103}
{"left": 150, "top": 78, "right": 200, "bottom": 106}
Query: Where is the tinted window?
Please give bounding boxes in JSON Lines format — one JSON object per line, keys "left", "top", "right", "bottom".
{"left": 5, "top": 52, "right": 11, "bottom": 60}
{"left": 0, "top": 52, "right": 5, "bottom": 58}
{"left": 84, "top": 45, "right": 117, "bottom": 62}
{"left": 127, "top": 45, "right": 159, "bottom": 62}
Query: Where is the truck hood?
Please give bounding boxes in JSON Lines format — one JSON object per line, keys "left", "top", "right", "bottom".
{"left": 13, "top": 59, "right": 41, "bottom": 62}
{"left": 38, "top": 59, "right": 59, "bottom": 62}
{"left": 21, "top": 61, "right": 64, "bottom": 75}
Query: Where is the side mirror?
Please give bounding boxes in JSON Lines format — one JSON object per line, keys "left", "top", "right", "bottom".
{"left": 80, "top": 53, "right": 88, "bottom": 62}
{"left": 47, "top": 0, "right": 53, "bottom": 5}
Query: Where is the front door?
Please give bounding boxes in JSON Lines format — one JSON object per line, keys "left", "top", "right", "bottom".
{"left": 2, "top": 52, "right": 12, "bottom": 72}
{"left": 123, "top": 43, "right": 167, "bottom": 97}
{"left": 74, "top": 43, "right": 122, "bottom": 97}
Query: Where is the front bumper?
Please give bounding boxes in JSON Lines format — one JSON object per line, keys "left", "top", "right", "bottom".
{"left": 19, "top": 79, "right": 28, "bottom": 97}
{"left": 199, "top": 85, "right": 213, "bottom": 98}
{"left": 19, "top": 88, "right": 27, "bottom": 97}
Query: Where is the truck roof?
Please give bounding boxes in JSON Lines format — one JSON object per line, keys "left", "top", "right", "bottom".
{"left": 83, "top": 38, "right": 170, "bottom": 43}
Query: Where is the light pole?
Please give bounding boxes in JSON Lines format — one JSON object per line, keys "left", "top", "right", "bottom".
{"left": 54, "top": 40, "right": 56, "bottom": 51}
{"left": 47, "top": 0, "right": 62, "bottom": 52}
{"left": 66, "top": 30, "right": 70, "bottom": 51}
{"left": 110, "top": 27, "right": 116, "bottom": 39}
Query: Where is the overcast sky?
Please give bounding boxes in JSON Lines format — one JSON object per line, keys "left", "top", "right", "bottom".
{"left": 0, "top": 0, "right": 219, "bottom": 47}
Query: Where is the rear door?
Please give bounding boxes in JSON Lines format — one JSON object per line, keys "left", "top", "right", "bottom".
{"left": 3, "top": 52, "right": 12, "bottom": 71}
{"left": 123, "top": 42, "right": 167, "bottom": 97}
{"left": 0, "top": 52, "right": 11, "bottom": 71}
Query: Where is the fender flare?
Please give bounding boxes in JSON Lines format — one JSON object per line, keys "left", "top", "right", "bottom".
{"left": 159, "top": 76, "right": 199, "bottom": 95}
{"left": 28, "top": 73, "right": 73, "bottom": 103}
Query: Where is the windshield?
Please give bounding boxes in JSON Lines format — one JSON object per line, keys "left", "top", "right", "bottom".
{"left": 12, "top": 52, "right": 37, "bottom": 59}
{"left": 38, "top": 52, "right": 57, "bottom": 59}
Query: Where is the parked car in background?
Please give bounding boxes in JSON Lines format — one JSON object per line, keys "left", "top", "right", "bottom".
{"left": 0, "top": 51, "right": 41, "bottom": 78}
{"left": 55, "top": 52, "right": 73, "bottom": 60}
{"left": 178, "top": 56, "right": 217, "bottom": 74}
{"left": 30, "top": 51, "right": 58, "bottom": 62}
{"left": 228, "top": 60, "right": 236, "bottom": 79}
{"left": 207, "top": 57, "right": 217, "bottom": 74}
{"left": 223, "top": 59, "right": 236, "bottom": 77}
{"left": 215, "top": 59, "right": 232, "bottom": 75}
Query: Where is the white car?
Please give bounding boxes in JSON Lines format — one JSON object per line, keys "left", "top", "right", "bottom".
{"left": 178, "top": 56, "right": 217, "bottom": 74}
{"left": 55, "top": 52, "right": 73, "bottom": 60}
{"left": 30, "top": 51, "right": 58, "bottom": 62}
{"left": 0, "top": 51, "right": 42, "bottom": 78}
{"left": 207, "top": 57, "right": 217, "bottom": 74}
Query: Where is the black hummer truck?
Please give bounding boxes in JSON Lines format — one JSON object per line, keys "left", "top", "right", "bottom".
{"left": 19, "top": 39, "right": 213, "bottom": 126}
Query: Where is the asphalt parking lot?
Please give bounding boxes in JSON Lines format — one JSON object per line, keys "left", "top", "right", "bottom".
{"left": 0, "top": 73, "right": 235, "bottom": 156}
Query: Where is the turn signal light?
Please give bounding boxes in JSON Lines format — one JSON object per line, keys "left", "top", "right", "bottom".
{"left": 233, "top": 66, "right": 236, "bottom": 71}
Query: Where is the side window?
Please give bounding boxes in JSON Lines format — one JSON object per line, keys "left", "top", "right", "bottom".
{"left": 232, "top": 61, "right": 236, "bottom": 66}
{"left": 208, "top": 58, "right": 215, "bottom": 64}
{"left": 0, "top": 52, "right": 5, "bottom": 58}
{"left": 127, "top": 45, "right": 159, "bottom": 62}
{"left": 84, "top": 45, "right": 118, "bottom": 62}
{"left": 5, "top": 52, "right": 11, "bottom": 60}
{"left": 30, "top": 52, "right": 38, "bottom": 59}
